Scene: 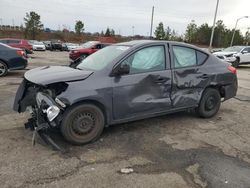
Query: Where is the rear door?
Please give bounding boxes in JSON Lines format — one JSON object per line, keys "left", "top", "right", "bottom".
{"left": 169, "top": 44, "right": 209, "bottom": 108}
{"left": 112, "top": 44, "right": 172, "bottom": 120}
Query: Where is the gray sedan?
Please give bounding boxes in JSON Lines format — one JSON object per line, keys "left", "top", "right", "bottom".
{"left": 13, "top": 40, "right": 237, "bottom": 146}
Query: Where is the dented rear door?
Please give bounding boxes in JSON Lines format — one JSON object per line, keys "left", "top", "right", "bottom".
{"left": 112, "top": 44, "right": 172, "bottom": 120}
{"left": 169, "top": 44, "right": 210, "bottom": 108}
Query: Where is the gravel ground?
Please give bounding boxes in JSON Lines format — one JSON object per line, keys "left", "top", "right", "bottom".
{"left": 0, "top": 51, "right": 250, "bottom": 188}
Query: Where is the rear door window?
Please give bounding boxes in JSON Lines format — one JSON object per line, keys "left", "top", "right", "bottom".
{"left": 173, "top": 46, "right": 208, "bottom": 68}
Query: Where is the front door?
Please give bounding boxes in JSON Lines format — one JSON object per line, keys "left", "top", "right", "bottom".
{"left": 240, "top": 47, "right": 250, "bottom": 63}
{"left": 112, "top": 45, "right": 172, "bottom": 120}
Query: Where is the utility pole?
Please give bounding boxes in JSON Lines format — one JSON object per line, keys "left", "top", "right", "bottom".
{"left": 230, "top": 16, "right": 248, "bottom": 46}
{"left": 132, "top": 26, "right": 135, "bottom": 36}
{"left": 209, "top": 0, "right": 219, "bottom": 52}
{"left": 150, "top": 6, "right": 154, "bottom": 38}
{"left": 247, "top": 27, "right": 250, "bottom": 45}
{"left": 0, "top": 18, "right": 2, "bottom": 30}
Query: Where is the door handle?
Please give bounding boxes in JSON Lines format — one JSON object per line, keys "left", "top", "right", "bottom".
{"left": 198, "top": 74, "right": 209, "bottom": 79}
{"left": 154, "top": 77, "right": 167, "bottom": 83}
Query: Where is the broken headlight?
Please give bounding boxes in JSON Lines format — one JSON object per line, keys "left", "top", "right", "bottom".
{"left": 36, "top": 92, "right": 60, "bottom": 122}
{"left": 46, "top": 106, "right": 60, "bottom": 122}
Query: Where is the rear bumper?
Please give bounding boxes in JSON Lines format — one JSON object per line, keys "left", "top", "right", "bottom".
{"left": 222, "top": 79, "right": 238, "bottom": 101}
{"left": 9, "top": 59, "right": 28, "bottom": 70}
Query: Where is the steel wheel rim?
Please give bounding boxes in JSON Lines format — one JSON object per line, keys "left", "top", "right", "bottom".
{"left": 71, "top": 112, "right": 96, "bottom": 136}
{"left": 205, "top": 95, "right": 217, "bottom": 111}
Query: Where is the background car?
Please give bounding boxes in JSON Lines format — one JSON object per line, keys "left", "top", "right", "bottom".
{"left": 69, "top": 41, "right": 111, "bottom": 60}
{"left": 43, "top": 41, "right": 52, "bottom": 50}
{"left": 51, "top": 41, "right": 63, "bottom": 51}
{"left": 62, "top": 43, "right": 79, "bottom": 51}
{"left": 32, "top": 41, "right": 46, "bottom": 51}
{"left": 0, "top": 38, "right": 33, "bottom": 54}
{"left": 214, "top": 54, "right": 237, "bottom": 64}
{"left": 0, "top": 43, "right": 27, "bottom": 76}
{"left": 213, "top": 46, "right": 250, "bottom": 67}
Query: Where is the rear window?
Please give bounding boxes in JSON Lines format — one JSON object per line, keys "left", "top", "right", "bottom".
{"left": 8, "top": 40, "right": 20, "bottom": 44}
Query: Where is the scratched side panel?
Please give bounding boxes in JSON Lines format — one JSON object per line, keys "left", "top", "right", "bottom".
{"left": 171, "top": 56, "right": 237, "bottom": 108}
{"left": 171, "top": 67, "right": 212, "bottom": 108}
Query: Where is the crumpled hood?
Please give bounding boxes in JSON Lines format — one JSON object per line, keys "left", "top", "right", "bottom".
{"left": 213, "top": 51, "right": 237, "bottom": 56}
{"left": 24, "top": 66, "right": 93, "bottom": 85}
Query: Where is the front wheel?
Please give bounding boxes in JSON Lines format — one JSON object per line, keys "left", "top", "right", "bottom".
{"left": 196, "top": 88, "right": 221, "bottom": 118}
{"left": 61, "top": 104, "right": 105, "bottom": 145}
{"left": 232, "top": 58, "right": 239, "bottom": 68}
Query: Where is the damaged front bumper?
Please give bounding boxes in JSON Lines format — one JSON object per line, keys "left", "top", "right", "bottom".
{"left": 13, "top": 79, "right": 66, "bottom": 150}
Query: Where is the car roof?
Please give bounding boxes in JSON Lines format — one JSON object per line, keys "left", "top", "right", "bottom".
{"left": 114, "top": 40, "right": 202, "bottom": 50}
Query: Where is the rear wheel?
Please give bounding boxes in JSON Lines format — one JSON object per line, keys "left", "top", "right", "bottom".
{"left": 61, "top": 104, "right": 105, "bottom": 145}
{"left": 196, "top": 88, "right": 221, "bottom": 118}
{"left": 0, "top": 61, "right": 8, "bottom": 77}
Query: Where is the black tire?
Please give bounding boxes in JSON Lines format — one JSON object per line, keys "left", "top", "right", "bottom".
{"left": 0, "top": 61, "right": 8, "bottom": 77}
{"left": 232, "top": 58, "right": 239, "bottom": 68}
{"left": 196, "top": 88, "right": 221, "bottom": 118}
{"left": 61, "top": 103, "right": 105, "bottom": 145}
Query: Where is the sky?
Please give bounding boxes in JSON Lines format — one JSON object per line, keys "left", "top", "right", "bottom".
{"left": 0, "top": 0, "right": 250, "bottom": 36}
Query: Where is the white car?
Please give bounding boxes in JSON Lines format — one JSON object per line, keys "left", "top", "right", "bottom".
{"left": 62, "top": 43, "right": 79, "bottom": 51}
{"left": 32, "top": 41, "right": 46, "bottom": 51}
{"left": 213, "top": 46, "right": 250, "bottom": 67}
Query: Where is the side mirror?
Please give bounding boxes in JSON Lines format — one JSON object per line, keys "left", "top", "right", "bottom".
{"left": 242, "top": 50, "right": 248, "bottom": 54}
{"left": 112, "top": 64, "right": 130, "bottom": 76}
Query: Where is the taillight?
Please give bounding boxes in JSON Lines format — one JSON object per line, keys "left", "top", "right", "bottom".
{"left": 16, "top": 50, "right": 24, "bottom": 56}
{"left": 228, "top": 65, "right": 237, "bottom": 74}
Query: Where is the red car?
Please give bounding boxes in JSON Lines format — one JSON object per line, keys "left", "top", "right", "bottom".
{"left": 69, "top": 41, "right": 111, "bottom": 60}
{"left": 0, "top": 38, "right": 33, "bottom": 54}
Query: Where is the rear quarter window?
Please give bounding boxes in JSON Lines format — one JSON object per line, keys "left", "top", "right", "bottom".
{"left": 197, "top": 51, "right": 208, "bottom": 65}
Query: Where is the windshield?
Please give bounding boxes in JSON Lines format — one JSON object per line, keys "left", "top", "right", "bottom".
{"left": 223, "top": 46, "right": 242, "bottom": 52}
{"left": 77, "top": 45, "right": 130, "bottom": 71}
{"left": 80, "top": 41, "right": 99, "bottom": 48}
